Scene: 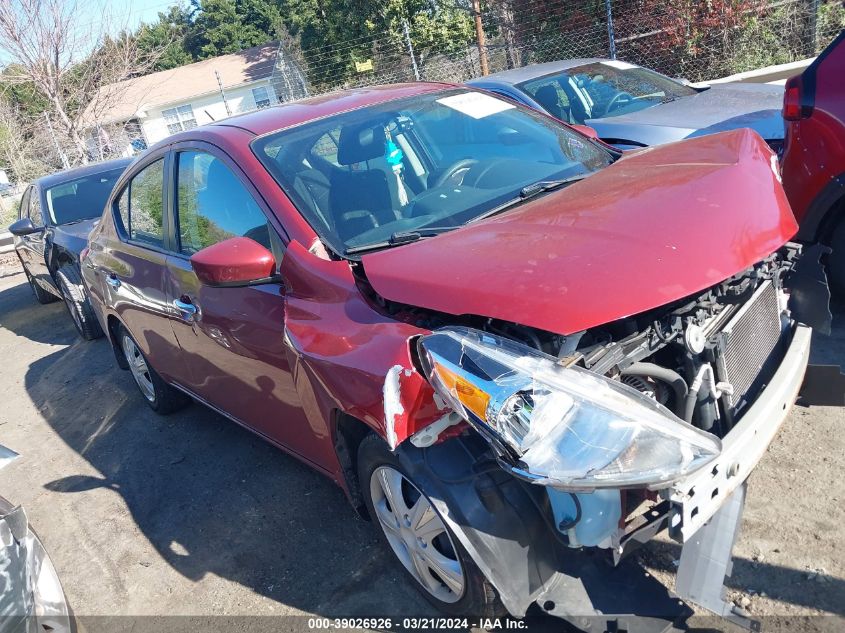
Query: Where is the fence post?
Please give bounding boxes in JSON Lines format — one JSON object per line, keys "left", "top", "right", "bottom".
{"left": 403, "top": 20, "right": 422, "bottom": 81}
{"left": 808, "top": 0, "right": 819, "bottom": 55}
{"left": 472, "top": 0, "right": 490, "bottom": 76}
{"left": 215, "top": 70, "right": 232, "bottom": 116}
{"left": 605, "top": 0, "right": 617, "bottom": 60}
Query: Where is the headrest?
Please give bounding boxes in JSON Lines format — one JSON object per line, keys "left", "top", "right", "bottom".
{"left": 337, "top": 124, "right": 386, "bottom": 166}
{"left": 534, "top": 85, "right": 560, "bottom": 110}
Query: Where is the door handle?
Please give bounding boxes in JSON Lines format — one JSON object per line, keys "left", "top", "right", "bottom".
{"left": 173, "top": 298, "right": 198, "bottom": 323}
{"left": 106, "top": 274, "right": 121, "bottom": 289}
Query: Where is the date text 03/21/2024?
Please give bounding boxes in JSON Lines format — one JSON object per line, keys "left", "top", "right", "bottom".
{"left": 306, "top": 618, "right": 528, "bottom": 630}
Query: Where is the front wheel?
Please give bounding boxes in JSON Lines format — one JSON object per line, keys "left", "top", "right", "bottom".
{"left": 22, "top": 263, "right": 58, "bottom": 305}
{"left": 55, "top": 266, "right": 104, "bottom": 340}
{"left": 118, "top": 326, "right": 190, "bottom": 414}
{"left": 357, "top": 434, "right": 503, "bottom": 617}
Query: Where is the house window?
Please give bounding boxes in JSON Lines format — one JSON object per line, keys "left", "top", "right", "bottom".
{"left": 252, "top": 86, "right": 272, "bottom": 109}
{"left": 162, "top": 104, "right": 197, "bottom": 134}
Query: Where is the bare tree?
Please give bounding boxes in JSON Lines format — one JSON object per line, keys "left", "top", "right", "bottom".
{"left": 0, "top": 0, "right": 164, "bottom": 165}
{"left": 0, "top": 97, "right": 46, "bottom": 181}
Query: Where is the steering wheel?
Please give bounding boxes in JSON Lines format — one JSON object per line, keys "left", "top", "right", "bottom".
{"left": 604, "top": 91, "right": 634, "bottom": 115}
{"left": 431, "top": 159, "right": 478, "bottom": 189}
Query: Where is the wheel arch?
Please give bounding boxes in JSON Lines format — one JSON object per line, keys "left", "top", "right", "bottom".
{"left": 332, "top": 409, "right": 375, "bottom": 518}
{"left": 796, "top": 173, "right": 845, "bottom": 242}
{"left": 106, "top": 314, "right": 130, "bottom": 370}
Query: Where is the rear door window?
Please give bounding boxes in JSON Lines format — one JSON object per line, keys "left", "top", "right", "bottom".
{"left": 174, "top": 151, "right": 270, "bottom": 255}
{"left": 115, "top": 159, "right": 165, "bottom": 247}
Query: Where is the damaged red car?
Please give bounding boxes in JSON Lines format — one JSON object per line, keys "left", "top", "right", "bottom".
{"left": 81, "top": 84, "right": 824, "bottom": 629}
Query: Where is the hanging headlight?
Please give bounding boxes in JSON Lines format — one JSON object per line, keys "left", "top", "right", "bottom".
{"left": 416, "top": 327, "right": 721, "bottom": 490}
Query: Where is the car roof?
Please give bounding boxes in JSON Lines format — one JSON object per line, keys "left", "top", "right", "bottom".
{"left": 194, "top": 82, "right": 456, "bottom": 140}
{"left": 467, "top": 58, "right": 611, "bottom": 86}
{"left": 36, "top": 157, "right": 133, "bottom": 189}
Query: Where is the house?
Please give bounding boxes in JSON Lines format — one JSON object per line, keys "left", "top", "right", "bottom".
{"left": 83, "top": 42, "right": 309, "bottom": 156}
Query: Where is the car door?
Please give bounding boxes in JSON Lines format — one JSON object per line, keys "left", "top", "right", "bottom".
{"left": 98, "top": 154, "right": 187, "bottom": 384}
{"left": 163, "top": 145, "right": 326, "bottom": 466}
{"left": 24, "top": 189, "right": 53, "bottom": 286}
{"left": 15, "top": 186, "right": 54, "bottom": 292}
{"left": 13, "top": 185, "right": 33, "bottom": 270}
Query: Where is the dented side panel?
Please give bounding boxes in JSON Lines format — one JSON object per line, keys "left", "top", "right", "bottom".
{"left": 280, "top": 241, "right": 445, "bottom": 482}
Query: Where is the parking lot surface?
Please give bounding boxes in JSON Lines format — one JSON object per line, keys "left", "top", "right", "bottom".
{"left": 0, "top": 267, "right": 843, "bottom": 626}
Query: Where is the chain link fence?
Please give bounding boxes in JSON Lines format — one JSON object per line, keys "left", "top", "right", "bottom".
{"left": 273, "top": 0, "right": 843, "bottom": 97}
{"left": 9, "top": 0, "right": 845, "bottom": 175}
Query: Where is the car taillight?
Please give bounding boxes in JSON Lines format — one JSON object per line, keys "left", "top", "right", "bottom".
{"left": 80, "top": 247, "right": 90, "bottom": 260}
{"left": 783, "top": 75, "right": 811, "bottom": 121}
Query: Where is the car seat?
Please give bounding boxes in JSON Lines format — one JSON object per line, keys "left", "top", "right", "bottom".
{"left": 534, "top": 85, "right": 570, "bottom": 123}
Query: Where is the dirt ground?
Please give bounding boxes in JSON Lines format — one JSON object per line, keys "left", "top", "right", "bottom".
{"left": 0, "top": 263, "right": 843, "bottom": 631}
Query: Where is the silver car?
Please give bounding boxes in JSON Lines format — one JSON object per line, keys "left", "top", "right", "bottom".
{"left": 0, "top": 446, "right": 72, "bottom": 633}
{"left": 467, "top": 58, "right": 784, "bottom": 151}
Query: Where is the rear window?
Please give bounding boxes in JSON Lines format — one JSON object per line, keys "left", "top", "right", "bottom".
{"left": 45, "top": 167, "right": 125, "bottom": 225}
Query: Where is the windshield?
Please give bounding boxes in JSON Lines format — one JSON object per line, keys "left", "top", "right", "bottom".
{"left": 45, "top": 167, "right": 125, "bottom": 225}
{"left": 253, "top": 89, "right": 612, "bottom": 256}
{"left": 517, "top": 61, "right": 698, "bottom": 125}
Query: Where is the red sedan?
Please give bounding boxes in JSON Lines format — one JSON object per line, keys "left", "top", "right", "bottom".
{"left": 82, "top": 83, "right": 819, "bottom": 627}
{"left": 782, "top": 30, "right": 845, "bottom": 290}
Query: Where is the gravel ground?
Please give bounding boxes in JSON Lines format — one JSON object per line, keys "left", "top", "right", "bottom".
{"left": 0, "top": 264, "right": 843, "bottom": 632}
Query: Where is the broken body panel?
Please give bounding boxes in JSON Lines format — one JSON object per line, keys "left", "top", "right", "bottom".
{"left": 83, "top": 82, "right": 818, "bottom": 629}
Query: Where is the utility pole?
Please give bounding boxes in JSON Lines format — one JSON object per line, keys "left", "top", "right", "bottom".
{"left": 403, "top": 20, "right": 422, "bottom": 81}
{"left": 605, "top": 0, "right": 617, "bottom": 60}
{"left": 472, "top": 0, "right": 489, "bottom": 76}
{"left": 215, "top": 70, "right": 232, "bottom": 116}
{"left": 44, "top": 112, "right": 70, "bottom": 169}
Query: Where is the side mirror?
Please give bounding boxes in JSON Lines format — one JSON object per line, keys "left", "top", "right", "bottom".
{"left": 190, "top": 236, "right": 277, "bottom": 287}
{"left": 8, "top": 218, "right": 43, "bottom": 236}
{"left": 571, "top": 124, "right": 599, "bottom": 139}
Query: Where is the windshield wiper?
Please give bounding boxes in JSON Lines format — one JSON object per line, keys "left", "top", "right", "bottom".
{"left": 344, "top": 227, "right": 454, "bottom": 255}
{"left": 469, "top": 174, "right": 590, "bottom": 224}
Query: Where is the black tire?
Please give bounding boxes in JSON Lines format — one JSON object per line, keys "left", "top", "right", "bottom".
{"left": 21, "top": 261, "right": 59, "bottom": 305}
{"left": 827, "top": 218, "right": 845, "bottom": 295}
{"left": 117, "top": 325, "right": 190, "bottom": 414}
{"left": 55, "top": 265, "right": 104, "bottom": 340}
{"left": 357, "top": 434, "right": 504, "bottom": 618}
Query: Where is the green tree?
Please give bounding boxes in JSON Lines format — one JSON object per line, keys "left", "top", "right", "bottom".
{"left": 137, "top": 6, "right": 196, "bottom": 71}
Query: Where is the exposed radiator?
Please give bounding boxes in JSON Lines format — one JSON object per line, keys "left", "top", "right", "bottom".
{"left": 714, "top": 280, "right": 785, "bottom": 420}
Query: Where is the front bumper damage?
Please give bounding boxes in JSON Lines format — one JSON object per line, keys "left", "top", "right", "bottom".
{"left": 397, "top": 324, "right": 812, "bottom": 631}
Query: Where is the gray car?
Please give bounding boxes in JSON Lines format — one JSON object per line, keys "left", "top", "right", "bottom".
{"left": 467, "top": 58, "right": 785, "bottom": 151}
{"left": 0, "top": 445, "right": 72, "bottom": 633}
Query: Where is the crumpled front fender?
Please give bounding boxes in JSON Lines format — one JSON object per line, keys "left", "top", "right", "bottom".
{"left": 280, "top": 241, "right": 447, "bottom": 456}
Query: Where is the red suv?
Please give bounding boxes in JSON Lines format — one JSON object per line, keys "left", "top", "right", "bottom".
{"left": 782, "top": 30, "right": 845, "bottom": 289}
{"left": 82, "top": 83, "right": 818, "bottom": 628}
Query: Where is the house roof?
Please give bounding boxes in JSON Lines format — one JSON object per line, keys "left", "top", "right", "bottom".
{"left": 82, "top": 42, "right": 279, "bottom": 126}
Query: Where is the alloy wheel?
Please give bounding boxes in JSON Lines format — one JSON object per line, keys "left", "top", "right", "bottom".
{"left": 121, "top": 334, "right": 156, "bottom": 403}
{"left": 370, "top": 465, "right": 464, "bottom": 603}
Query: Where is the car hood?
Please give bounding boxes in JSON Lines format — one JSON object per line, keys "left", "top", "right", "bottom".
{"left": 361, "top": 129, "right": 797, "bottom": 336}
{"left": 55, "top": 218, "right": 99, "bottom": 241}
{"left": 587, "top": 82, "right": 785, "bottom": 144}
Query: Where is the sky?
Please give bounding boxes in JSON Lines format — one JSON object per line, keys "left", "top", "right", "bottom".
{"left": 0, "top": 0, "right": 183, "bottom": 65}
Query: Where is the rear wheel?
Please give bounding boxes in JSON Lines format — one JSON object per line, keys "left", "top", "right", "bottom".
{"left": 118, "top": 326, "right": 189, "bottom": 414}
{"left": 357, "top": 434, "right": 503, "bottom": 617}
{"left": 55, "top": 265, "right": 104, "bottom": 340}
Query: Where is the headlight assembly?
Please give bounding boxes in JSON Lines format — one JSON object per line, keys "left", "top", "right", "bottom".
{"left": 416, "top": 327, "right": 721, "bottom": 490}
